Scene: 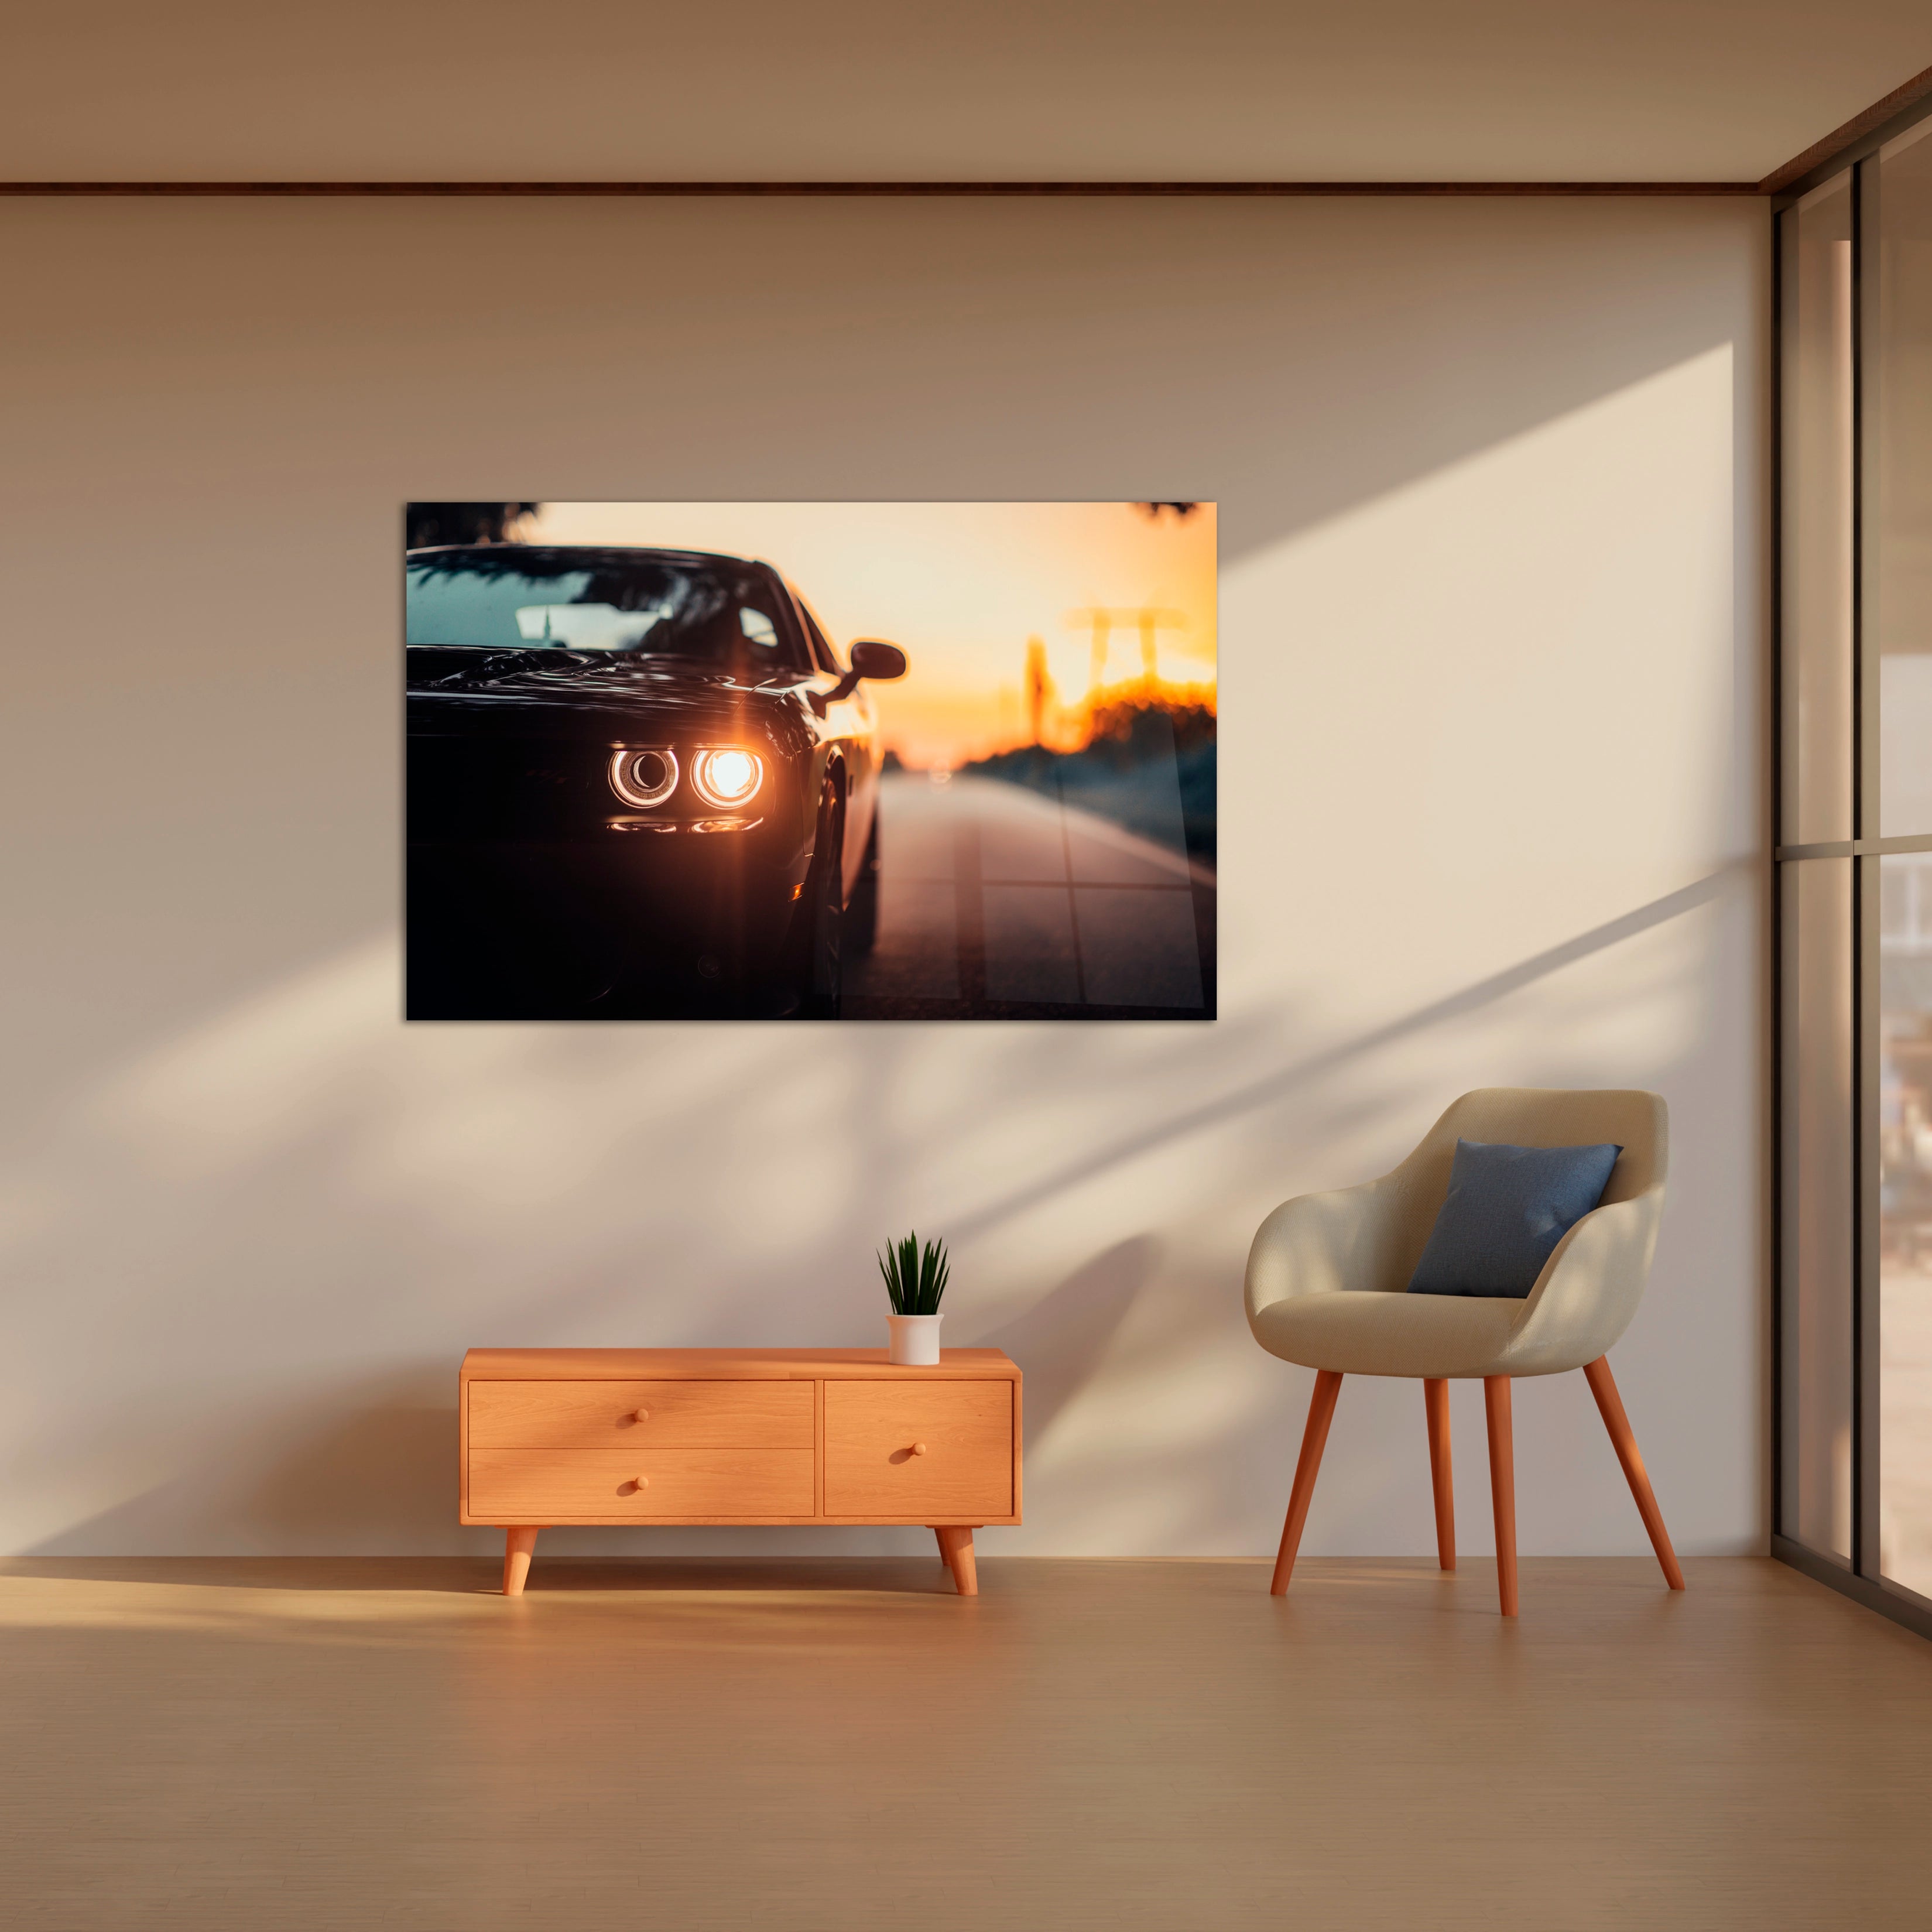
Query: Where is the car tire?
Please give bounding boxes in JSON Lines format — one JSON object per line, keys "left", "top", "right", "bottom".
{"left": 845, "top": 811, "right": 880, "bottom": 955}
{"left": 789, "top": 793, "right": 845, "bottom": 1019}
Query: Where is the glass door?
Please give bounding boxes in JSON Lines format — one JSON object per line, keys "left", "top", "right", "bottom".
{"left": 1778, "top": 104, "right": 1932, "bottom": 1636}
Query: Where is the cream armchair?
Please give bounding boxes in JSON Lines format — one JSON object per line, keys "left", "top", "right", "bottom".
{"left": 1245, "top": 1088, "right": 1683, "bottom": 1615}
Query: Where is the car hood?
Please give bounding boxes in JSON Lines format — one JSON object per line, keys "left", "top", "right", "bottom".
{"left": 406, "top": 646, "right": 816, "bottom": 748}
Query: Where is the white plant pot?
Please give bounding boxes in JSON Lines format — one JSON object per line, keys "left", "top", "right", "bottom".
{"left": 886, "top": 1313, "right": 944, "bottom": 1366}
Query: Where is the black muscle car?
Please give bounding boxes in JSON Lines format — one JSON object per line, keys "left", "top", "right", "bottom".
{"left": 405, "top": 544, "right": 906, "bottom": 1019}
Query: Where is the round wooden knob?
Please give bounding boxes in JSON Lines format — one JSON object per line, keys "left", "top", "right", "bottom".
{"left": 912, "top": 1443, "right": 927, "bottom": 1456}
{"left": 633, "top": 1476, "right": 649, "bottom": 1489}
{"left": 633, "top": 1409, "right": 650, "bottom": 1424}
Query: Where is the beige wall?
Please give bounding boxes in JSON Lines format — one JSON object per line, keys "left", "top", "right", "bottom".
{"left": 0, "top": 193, "right": 1766, "bottom": 1557}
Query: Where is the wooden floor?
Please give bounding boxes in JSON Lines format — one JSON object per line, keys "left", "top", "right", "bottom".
{"left": 6, "top": 1555, "right": 1932, "bottom": 1930}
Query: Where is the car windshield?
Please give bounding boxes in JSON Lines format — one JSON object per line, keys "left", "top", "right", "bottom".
{"left": 406, "top": 551, "right": 806, "bottom": 670}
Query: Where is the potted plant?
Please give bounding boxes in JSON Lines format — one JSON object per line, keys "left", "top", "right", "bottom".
{"left": 879, "top": 1232, "right": 949, "bottom": 1365}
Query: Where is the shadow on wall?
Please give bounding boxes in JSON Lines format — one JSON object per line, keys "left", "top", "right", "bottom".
{"left": 244, "top": 1379, "right": 458, "bottom": 1547}
{"left": 0, "top": 196, "right": 1763, "bottom": 1558}
{"left": 979, "top": 1236, "right": 1161, "bottom": 1447}
{"left": 1, "top": 198, "right": 1760, "bottom": 1111}
{"left": 23, "top": 1376, "right": 460, "bottom": 1557}
{"left": 10, "top": 858, "right": 1755, "bottom": 1560}
{"left": 27, "top": 1243, "right": 1156, "bottom": 1556}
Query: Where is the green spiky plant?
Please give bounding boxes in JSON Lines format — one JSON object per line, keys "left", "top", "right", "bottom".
{"left": 879, "top": 1232, "right": 950, "bottom": 1316}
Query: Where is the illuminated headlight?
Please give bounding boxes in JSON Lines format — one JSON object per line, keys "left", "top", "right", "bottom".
{"left": 691, "top": 746, "right": 764, "bottom": 809}
{"left": 608, "top": 746, "right": 680, "bottom": 809}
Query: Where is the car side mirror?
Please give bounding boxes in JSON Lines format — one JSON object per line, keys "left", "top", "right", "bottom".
{"left": 848, "top": 640, "right": 907, "bottom": 681}
{"left": 809, "top": 639, "right": 909, "bottom": 715}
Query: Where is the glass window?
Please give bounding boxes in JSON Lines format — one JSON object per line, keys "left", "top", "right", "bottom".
{"left": 1781, "top": 177, "right": 1856, "bottom": 846}
{"left": 1878, "top": 125, "right": 1932, "bottom": 837}
{"left": 1782, "top": 858, "right": 1857, "bottom": 1559}
{"left": 1881, "top": 850, "right": 1932, "bottom": 1590}
{"left": 405, "top": 550, "right": 809, "bottom": 673}
{"left": 793, "top": 593, "right": 844, "bottom": 674}
{"left": 1779, "top": 105, "right": 1932, "bottom": 1630}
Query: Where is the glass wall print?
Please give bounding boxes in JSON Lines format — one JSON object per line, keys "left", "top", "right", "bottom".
{"left": 403, "top": 502, "right": 1217, "bottom": 1021}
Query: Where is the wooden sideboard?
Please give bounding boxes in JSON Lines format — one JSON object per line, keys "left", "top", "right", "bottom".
{"left": 460, "top": 1347, "right": 1023, "bottom": 1596}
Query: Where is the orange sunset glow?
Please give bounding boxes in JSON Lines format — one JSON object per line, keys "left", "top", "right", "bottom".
{"left": 529, "top": 501, "right": 1218, "bottom": 770}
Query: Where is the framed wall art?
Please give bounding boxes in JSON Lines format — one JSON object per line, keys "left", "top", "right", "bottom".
{"left": 404, "top": 501, "right": 1215, "bottom": 1020}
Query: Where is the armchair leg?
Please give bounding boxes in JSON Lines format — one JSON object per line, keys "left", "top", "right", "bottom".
{"left": 1270, "top": 1369, "right": 1343, "bottom": 1596}
{"left": 1582, "top": 1355, "right": 1686, "bottom": 1591}
{"left": 1423, "top": 1378, "right": 1455, "bottom": 1571}
{"left": 1483, "top": 1377, "right": 1517, "bottom": 1616}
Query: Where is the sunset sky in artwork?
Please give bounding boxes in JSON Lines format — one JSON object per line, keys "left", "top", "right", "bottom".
{"left": 529, "top": 501, "right": 1217, "bottom": 770}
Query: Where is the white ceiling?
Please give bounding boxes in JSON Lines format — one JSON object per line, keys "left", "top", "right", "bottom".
{"left": 6, "top": 1, "right": 1931, "bottom": 185}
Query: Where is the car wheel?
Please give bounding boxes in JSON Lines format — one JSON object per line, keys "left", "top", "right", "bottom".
{"left": 789, "top": 794, "right": 845, "bottom": 1019}
{"left": 845, "top": 811, "right": 880, "bottom": 955}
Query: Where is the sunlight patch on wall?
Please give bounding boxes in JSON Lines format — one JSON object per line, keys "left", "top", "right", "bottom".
{"left": 1221, "top": 341, "right": 1742, "bottom": 1031}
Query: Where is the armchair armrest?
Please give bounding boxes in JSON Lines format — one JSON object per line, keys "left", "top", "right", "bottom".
{"left": 1502, "top": 1184, "right": 1667, "bottom": 1376}
{"left": 1244, "top": 1175, "right": 1413, "bottom": 1328}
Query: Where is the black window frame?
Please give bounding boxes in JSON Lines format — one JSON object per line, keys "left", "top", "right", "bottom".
{"left": 1773, "top": 86, "right": 1932, "bottom": 1642}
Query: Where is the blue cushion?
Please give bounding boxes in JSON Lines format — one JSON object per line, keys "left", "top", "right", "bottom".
{"left": 1406, "top": 1138, "right": 1622, "bottom": 1299}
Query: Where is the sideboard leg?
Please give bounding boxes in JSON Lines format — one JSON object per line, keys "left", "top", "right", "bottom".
{"left": 934, "top": 1525, "right": 978, "bottom": 1595}
{"left": 502, "top": 1525, "right": 540, "bottom": 1597}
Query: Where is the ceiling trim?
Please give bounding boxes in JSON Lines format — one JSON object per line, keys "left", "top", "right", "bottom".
{"left": 0, "top": 179, "right": 1762, "bottom": 197}
{"left": 1760, "top": 60, "right": 1932, "bottom": 194}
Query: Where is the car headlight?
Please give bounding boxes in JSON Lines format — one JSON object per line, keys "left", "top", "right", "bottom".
{"left": 691, "top": 746, "right": 764, "bottom": 809}
{"left": 609, "top": 746, "right": 680, "bottom": 809}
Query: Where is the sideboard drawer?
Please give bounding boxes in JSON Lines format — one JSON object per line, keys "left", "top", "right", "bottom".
{"left": 823, "top": 1381, "right": 1014, "bottom": 1518}
{"left": 469, "top": 1448, "right": 815, "bottom": 1519}
{"left": 469, "top": 1380, "right": 814, "bottom": 1449}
